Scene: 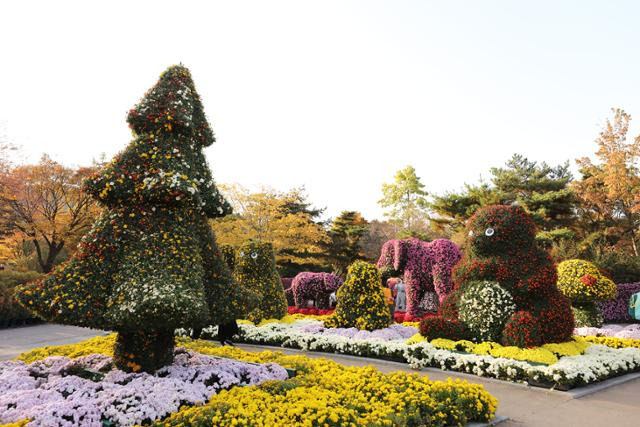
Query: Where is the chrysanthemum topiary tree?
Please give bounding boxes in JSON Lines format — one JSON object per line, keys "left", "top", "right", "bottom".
{"left": 421, "top": 205, "right": 574, "bottom": 347}
{"left": 15, "top": 65, "right": 239, "bottom": 373}
{"left": 557, "top": 259, "right": 617, "bottom": 327}
{"left": 234, "top": 240, "right": 287, "bottom": 323}
{"left": 325, "top": 261, "right": 390, "bottom": 331}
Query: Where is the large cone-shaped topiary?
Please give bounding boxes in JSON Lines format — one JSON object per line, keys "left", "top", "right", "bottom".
{"left": 325, "top": 261, "right": 390, "bottom": 331}
{"left": 234, "top": 240, "right": 287, "bottom": 324}
{"left": 15, "top": 65, "right": 243, "bottom": 372}
{"left": 421, "top": 205, "right": 574, "bottom": 347}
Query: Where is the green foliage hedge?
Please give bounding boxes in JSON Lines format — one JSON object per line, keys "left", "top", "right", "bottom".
{"left": 0, "top": 270, "right": 42, "bottom": 326}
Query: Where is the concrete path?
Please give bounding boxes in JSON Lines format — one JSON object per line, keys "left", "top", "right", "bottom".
{"left": 0, "top": 323, "right": 109, "bottom": 360}
{"left": 1, "top": 324, "right": 638, "bottom": 426}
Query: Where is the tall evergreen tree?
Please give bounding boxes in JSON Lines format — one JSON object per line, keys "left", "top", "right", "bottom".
{"left": 327, "top": 211, "right": 369, "bottom": 276}
{"left": 431, "top": 154, "right": 576, "bottom": 244}
{"left": 16, "top": 65, "right": 237, "bottom": 373}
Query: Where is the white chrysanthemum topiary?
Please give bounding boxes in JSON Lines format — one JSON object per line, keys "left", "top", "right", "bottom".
{"left": 459, "top": 281, "right": 516, "bottom": 342}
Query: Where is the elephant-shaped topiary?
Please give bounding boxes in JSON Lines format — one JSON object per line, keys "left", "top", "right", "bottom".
{"left": 376, "top": 238, "right": 461, "bottom": 318}
{"left": 290, "top": 272, "right": 343, "bottom": 309}
{"left": 421, "top": 205, "right": 574, "bottom": 347}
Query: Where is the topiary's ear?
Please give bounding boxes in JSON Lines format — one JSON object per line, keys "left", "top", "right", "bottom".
{"left": 127, "top": 65, "right": 215, "bottom": 147}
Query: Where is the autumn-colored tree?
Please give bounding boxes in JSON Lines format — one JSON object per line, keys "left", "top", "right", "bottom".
{"left": 326, "top": 211, "right": 369, "bottom": 276}
{"left": 211, "top": 184, "right": 330, "bottom": 276}
{"left": 574, "top": 108, "right": 640, "bottom": 256}
{"left": 379, "top": 165, "right": 430, "bottom": 238}
{"left": 0, "top": 155, "right": 99, "bottom": 272}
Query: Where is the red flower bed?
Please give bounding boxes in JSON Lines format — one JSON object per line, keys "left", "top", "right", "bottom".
{"left": 287, "top": 306, "right": 334, "bottom": 316}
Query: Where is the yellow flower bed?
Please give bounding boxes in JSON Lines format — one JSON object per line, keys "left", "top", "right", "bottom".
{"left": 13, "top": 335, "right": 498, "bottom": 427}
{"left": 581, "top": 335, "right": 640, "bottom": 349}
{"left": 408, "top": 335, "right": 589, "bottom": 365}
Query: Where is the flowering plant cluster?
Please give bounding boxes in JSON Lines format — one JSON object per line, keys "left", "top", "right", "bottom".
{"left": 598, "top": 282, "right": 640, "bottom": 322}
{"left": 1, "top": 343, "right": 287, "bottom": 426}
{"left": 234, "top": 240, "right": 287, "bottom": 324}
{"left": 574, "top": 324, "right": 640, "bottom": 340}
{"left": 422, "top": 205, "right": 574, "bottom": 347}
{"left": 194, "top": 318, "right": 640, "bottom": 389}
{"left": 377, "top": 238, "right": 461, "bottom": 317}
{"left": 8, "top": 336, "right": 498, "bottom": 427}
{"left": 557, "top": 259, "right": 617, "bottom": 327}
{"left": 458, "top": 281, "right": 516, "bottom": 341}
{"left": 290, "top": 272, "right": 343, "bottom": 308}
{"left": 281, "top": 277, "right": 295, "bottom": 305}
{"left": 14, "top": 65, "right": 243, "bottom": 373}
{"left": 426, "top": 337, "right": 589, "bottom": 365}
{"left": 287, "top": 306, "right": 333, "bottom": 315}
{"left": 324, "top": 261, "right": 390, "bottom": 331}
{"left": 557, "top": 259, "right": 617, "bottom": 303}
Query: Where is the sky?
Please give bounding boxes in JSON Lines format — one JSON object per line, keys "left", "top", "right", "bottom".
{"left": 2, "top": 1, "right": 640, "bottom": 221}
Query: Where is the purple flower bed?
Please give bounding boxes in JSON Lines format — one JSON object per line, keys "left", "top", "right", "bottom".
{"left": 574, "top": 324, "right": 640, "bottom": 339}
{"left": 598, "top": 282, "right": 640, "bottom": 322}
{"left": 298, "top": 323, "right": 418, "bottom": 341}
{"left": 0, "top": 349, "right": 288, "bottom": 426}
{"left": 291, "top": 272, "right": 343, "bottom": 309}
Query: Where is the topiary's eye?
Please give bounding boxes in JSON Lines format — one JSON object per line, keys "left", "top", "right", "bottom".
{"left": 239, "top": 251, "right": 245, "bottom": 257}
{"left": 251, "top": 252, "right": 258, "bottom": 259}
{"left": 485, "top": 228, "right": 495, "bottom": 237}
{"left": 468, "top": 230, "right": 474, "bottom": 237}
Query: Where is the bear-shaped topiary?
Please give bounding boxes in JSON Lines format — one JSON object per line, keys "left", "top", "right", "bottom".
{"left": 234, "top": 240, "right": 287, "bottom": 323}
{"left": 290, "top": 272, "right": 343, "bottom": 309}
{"left": 377, "top": 238, "right": 461, "bottom": 318}
{"left": 557, "top": 259, "right": 617, "bottom": 327}
{"left": 421, "top": 205, "right": 574, "bottom": 347}
{"left": 325, "top": 261, "right": 390, "bottom": 331}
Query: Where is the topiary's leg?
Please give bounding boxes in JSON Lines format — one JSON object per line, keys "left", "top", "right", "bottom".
{"left": 114, "top": 330, "right": 175, "bottom": 373}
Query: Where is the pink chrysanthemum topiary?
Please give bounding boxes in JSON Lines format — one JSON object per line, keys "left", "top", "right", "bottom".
{"left": 291, "top": 272, "right": 344, "bottom": 309}
{"left": 377, "top": 238, "right": 461, "bottom": 317}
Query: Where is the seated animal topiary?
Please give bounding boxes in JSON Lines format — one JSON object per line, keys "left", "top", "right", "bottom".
{"left": 290, "top": 272, "right": 343, "bottom": 309}
{"left": 377, "top": 238, "right": 461, "bottom": 318}
{"left": 421, "top": 205, "right": 574, "bottom": 347}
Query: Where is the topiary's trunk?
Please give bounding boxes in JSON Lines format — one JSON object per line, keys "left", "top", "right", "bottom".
{"left": 114, "top": 330, "right": 175, "bottom": 373}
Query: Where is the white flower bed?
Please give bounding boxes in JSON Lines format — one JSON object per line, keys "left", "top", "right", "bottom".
{"left": 184, "top": 319, "right": 640, "bottom": 389}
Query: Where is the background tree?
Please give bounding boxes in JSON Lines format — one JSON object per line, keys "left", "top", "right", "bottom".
{"left": 379, "top": 165, "right": 430, "bottom": 238}
{"left": 212, "top": 184, "right": 330, "bottom": 276}
{"left": 431, "top": 154, "right": 576, "bottom": 245}
{"left": 573, "top": 108, "right": 640, "bottom": 257}
{"left": 326, "top": 211, "right": 369, "bottom": 276}
{"left": 358, "top": 219, "right": 400, "bottom": 261}
{"left": 0, "top": 155, "right": 99, "bottom": 272}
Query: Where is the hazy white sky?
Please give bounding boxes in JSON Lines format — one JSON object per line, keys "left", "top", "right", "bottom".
{"left": 2, "top": 1, "right": 640, "bottom": 220}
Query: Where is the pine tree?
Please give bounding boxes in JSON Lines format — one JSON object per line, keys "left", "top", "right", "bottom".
{"left": 327, "top": 211, "right": 369, "bottom": 276}
{"left": 15, "top": 65, "right": 236, "bottom": 373}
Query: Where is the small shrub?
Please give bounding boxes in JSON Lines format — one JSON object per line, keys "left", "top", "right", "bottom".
{"left": 572, "top": 303, "right": 603, "bottom": 328}
{"left": 324, "top": 261, "right": 390, "bottom": 331}
{"left": 419, "top": 317, "right": 470, "bottom": 341}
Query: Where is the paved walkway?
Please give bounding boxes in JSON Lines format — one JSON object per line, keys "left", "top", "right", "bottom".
{"left": 1, "top": 324, "right": 638, "bottom": 426}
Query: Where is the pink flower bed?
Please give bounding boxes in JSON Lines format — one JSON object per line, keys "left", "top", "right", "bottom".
{"left": 574, "top": 324, "right": 640, "bottom": 339}
{"left": 298, "top": 323, "right": 418, "bottom": 341}
{"left": 0, "top": 349, "right": 287, "bottom": 426}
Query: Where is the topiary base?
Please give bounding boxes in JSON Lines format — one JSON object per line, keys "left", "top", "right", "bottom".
{"left": 114, "top": 329, "right": 175, "bottom": 373}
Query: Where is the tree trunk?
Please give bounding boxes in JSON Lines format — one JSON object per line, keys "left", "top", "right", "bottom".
{"left": 33, "top": 239, "right": 64, "bottom": 273}
{"left": 114, "top": 329, "right": 175, "bottom": 373}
